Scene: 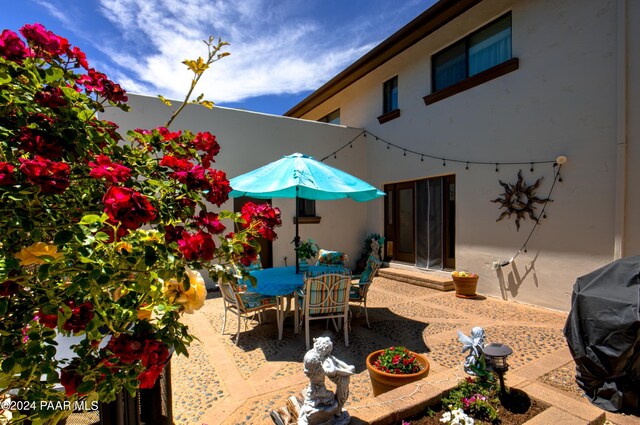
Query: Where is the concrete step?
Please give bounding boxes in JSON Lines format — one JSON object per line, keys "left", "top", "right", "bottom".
{"left": 378, "top": 266, "right": 454, "bottom": 291}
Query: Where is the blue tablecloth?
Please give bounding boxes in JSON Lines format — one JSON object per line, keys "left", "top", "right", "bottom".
{"left": 247, "top": 266, "right": 342, "bottom": 296}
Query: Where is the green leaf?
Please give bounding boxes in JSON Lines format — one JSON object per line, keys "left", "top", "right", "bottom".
{"left": 44, "top": 67, "right": 64, "bottom": 82}
{"left": 79, "top": 256, "right": 94, "bottom": 263}
{"left": 144, "top": 246, "right": 157, "bottom": 267}
{"left": 76, "top": 381, "right": 95, "bottom": 394}
{"left": 0, "top": 69, "right": 11, "bottom": 85}
{"left": 158, "top": 95, "right": 172, "bottom": 106}
{"left": 54, "top": 230, "right": 74, "bottom": 245}
{"left": 79, "top": 214, "right": 103, "bottom": 225}
{"left": 1, "top": 357, "right": 15, "bottom": 373}
{"left": 77, "top": 108, "right": 94, "bottom": 121}
{"left": 95, "top": 231, "right": 110, "bottom": 242}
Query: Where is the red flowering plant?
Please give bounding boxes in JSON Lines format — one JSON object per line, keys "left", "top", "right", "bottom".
{"left": 373, "top": 346, "right": 423, "bottom": 374}
{"left": 0, "top": 24, "right": 280, "bottom": 424}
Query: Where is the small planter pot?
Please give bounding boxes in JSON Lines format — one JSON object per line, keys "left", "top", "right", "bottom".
{"left": 298, "top": 259, "right": 310, "bottom": 272}
{"left": 452, "top": 275, "right": 479, "bottom": 298}
{"left": 366, "top": 350, "right": 430, "bottom": 396}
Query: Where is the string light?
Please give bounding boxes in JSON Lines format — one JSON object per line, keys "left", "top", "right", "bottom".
{"left": 442, "top": 159, "right": 446, "bottom": 167}
{"left": 421, "top": 155, "right": 424, "bottom": 162}
{"left": 466, "top": 162, "right": 469, "bottom": 170}
{"left": 495, "top": 163, "right": 499, "bottom": 172}
{"left": 403, "top": 150, "right": 407, "bottom": 156}
{"left": 530, "top": 162, "right": 534, "bottom": 172}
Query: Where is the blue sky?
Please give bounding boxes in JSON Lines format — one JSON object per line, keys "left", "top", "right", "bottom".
{"left": 3, "top": 0, "right": 436, "bottom": 115}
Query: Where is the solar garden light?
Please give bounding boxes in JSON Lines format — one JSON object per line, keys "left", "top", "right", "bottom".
{"left": 483, "top": 342, "right": 513, "bottom": 394}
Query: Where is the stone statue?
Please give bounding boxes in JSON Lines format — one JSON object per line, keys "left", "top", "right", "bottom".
{"left": 298, "top": 336, "right": 355, "bottom": 425}
{"left": 458, "top": 326, "right": 486, "bottom": 375}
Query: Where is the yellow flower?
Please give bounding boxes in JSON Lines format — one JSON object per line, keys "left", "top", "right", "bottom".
{"left": 163, "top": 268, "right": 207, "bottom": 314}
{"left": 115, "top": 242, "right": 133, "bottom": 253}
{"left": 15, "top": 242, "right": 64, "bottom": 266}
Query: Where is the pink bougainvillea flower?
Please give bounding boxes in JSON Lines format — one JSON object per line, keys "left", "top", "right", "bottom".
{"left": 102, "top": 186, "right": 156, "bottom": 230}
{"left": 0, "top": 162, "right": 16, "bottom": 186}
{"left": 0, "top": 29, "right": 32, "bottom": 63}
{"left": 89, "top": 154, "right": 132, "bottom": 183}
{"left": 240, "top": 202, "right": 282, "bottom": 241}
{"left": 68, "top": 46, "right": 88, "bottom": 69}
{"left": 157, "top": 126, "right": 181, "bottom": 141}
{"left": 159, "top": 155, "right": 192, "bottom": 171}
{"left": 19, "top": 156, "right": 70, "bottom": 193}
{"left": 20, "top": 23, "right": 69, "bottom": 57}
{"left": 177, "top": 230, "right": 215, "bottom": 261}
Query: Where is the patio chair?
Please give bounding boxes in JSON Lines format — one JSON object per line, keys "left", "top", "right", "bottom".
{"left": 218, "top": 278, "right": 276, "bottom": 345}
{"left": 315, "top": 249, "right": 348, "bottom": 267}
{"left": 349, "top": 255, "right": 382, "bottom": 328}
{"left": 297, "top": 271, "right": 352, "bottom": 350}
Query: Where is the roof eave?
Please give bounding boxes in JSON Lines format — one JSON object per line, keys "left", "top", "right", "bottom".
{"left": 284, "top": 0, "right": 484, "bottom": 118}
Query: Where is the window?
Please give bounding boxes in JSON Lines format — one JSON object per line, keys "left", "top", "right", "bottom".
{"left": 378, "top": 76, "right": 400, "bottom": 124}
{"left": 298, "top": 198, "right": 316, "bottom": 217}
{"left": 432, "top": 13, "right": 513, "bottom": 92}
{"left": 383, "top": 76, "right": 398, "bottom": 114}
{"left": 318, "top": 109, "right": 340, "bottom": 124}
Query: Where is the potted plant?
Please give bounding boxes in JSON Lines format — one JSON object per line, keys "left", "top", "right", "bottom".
{"left": 451, "top": 271, "right": 479, "bottom": 298}
{"left": 366, "top": 346, "right": 430, "bottom": 396}
{"left": 294, "top": 239, "right": 319, "bottom": 269}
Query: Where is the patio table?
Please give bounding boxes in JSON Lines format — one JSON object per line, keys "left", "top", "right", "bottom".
{"left": 247, "top": 266, "right": 337, "bottom": 340}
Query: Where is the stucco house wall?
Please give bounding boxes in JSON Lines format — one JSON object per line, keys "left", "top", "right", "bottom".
{"left": 295, "top": 0, "right": 637, "bottom": 311}
{"left": 102, "top": 95, "right": 371, "bottom": 274}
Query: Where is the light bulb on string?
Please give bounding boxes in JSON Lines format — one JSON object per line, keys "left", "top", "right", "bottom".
{"left": 349, "top": 142, "right": 353, "bottom": 148}
{"left": 403, "top": 150, "right": 407, "bottom": 156}
{"left": 530, "top": 163, "right": 534, "bottom": 172}
{"left": 495, "top": 163, "right": 499, "bottom": 172}
{"left": 334, "top": 153, "right": 337, "bottom": 159}
{"left": 466, "top": 162, "right": 469, "bottom": 170}
{"left": 442, "top": 159, "right": 446, "bottom": 167}
{"left": 421, "top": 155, "right": 424, "bottom": 162}
{"left": 387, "top": 144, "right": 390, "bottom": 149}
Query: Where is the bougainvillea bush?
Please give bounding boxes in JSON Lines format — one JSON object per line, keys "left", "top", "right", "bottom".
{"left": 0, "top": 24, "right": 281, "bottom": 424}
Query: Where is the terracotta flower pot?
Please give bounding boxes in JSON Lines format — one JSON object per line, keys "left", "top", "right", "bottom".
{"left": 366, "top": 350, "right": 430, "bottom": 396}
{"left": 452, "top": 275, "right": 479, "bottom": 298}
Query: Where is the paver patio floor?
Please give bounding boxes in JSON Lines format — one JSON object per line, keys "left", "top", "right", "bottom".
{"left": 170, "top": 276, "right": 640, "bottom": 425}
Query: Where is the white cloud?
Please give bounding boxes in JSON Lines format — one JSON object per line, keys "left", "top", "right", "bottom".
{"left": 93, "top": 0, "right": 380, "bottom": 103}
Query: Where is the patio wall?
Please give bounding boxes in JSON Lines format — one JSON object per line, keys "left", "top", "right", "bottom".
{"left": 102, "top": 94, "right": 373, "bottom": 285}
{"left": 294, "top": 0, "right": 640, "bottom": 311}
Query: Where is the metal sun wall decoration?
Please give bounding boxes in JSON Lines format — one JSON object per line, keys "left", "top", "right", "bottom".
{"left": 491, "top": 170, "right": 551, "bottom": 231}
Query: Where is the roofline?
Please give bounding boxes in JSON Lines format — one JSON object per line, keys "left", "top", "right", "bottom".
{"left": 284, "top": 0, "right": 484, "bottom": 118}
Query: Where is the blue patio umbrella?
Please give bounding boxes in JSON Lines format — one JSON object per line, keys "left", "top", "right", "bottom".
{"left": 229, "top": 153, "right": 384, "bottom": 272}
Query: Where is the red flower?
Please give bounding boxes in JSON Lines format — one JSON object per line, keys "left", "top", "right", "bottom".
{"left": 196, "top": 211, "right": 226, "bottom": 234}
{"left": 240, "top": 202, "right": 282, "bottom": 241}
{"left": 138, "top": 365, "right": 164, "bottom": 389}
{"left": 163, "top": 224, "right": 185, "bottom": 243}
{"left": 157, "top": 127, "right": 181, "bottom": 141}
{"left": 177, "top": 230, "right": 215, "bottom": 261}
{"left": 68, "top": 46, "right": 88, "bottom": 69}
{"left": 34, "top": 86, "right": 67, "bottom": 109}
{"left": 160, "top": 155, "right": 192, "bottom": 172}
{"left": 193, "top": 132, "right": 220, "bottom": 168}
{"left": 16, "top": 127, "right": 64, "bottom": 159}
{"left": 0, "top": 29, "right": 32, "bottom": 63}
{"left": 20, "top": 23, "right": 69, "bottom": 57}
{"left": 141, "top": 339, "right": 170, "bottom": 368}
{"left": 19, "top": 156, "right": 70, "bottom": 193}
{"left": 77, "top": 68, "right": 128, "bottom": 103}
{"left": 0, "top": 162, "right": 16, "bottom": 186}
{"left": 103, "top": 186, "right": 156, "bottom": 230}
{"left": 239, "top": 243, "right": 258, "bottom": 267}
{"left": 60, "top": 366, "right": 87, "bottom": 397}
{"left": 205, "top": 169, "right": 231, "bottom": 207}
{"left": 0, "top": 280, "right": 19, "bottom": 296}
{"left": 106, "top": 334, "right": 146, "bottom": 364}
{"left": 36, "top": 309, "right": 58, "bottom": 329}
{"left": 89, "top": 155, "right": 132, "bottom": 183}
{"left": 62, "top": 300, "right": 94, "bottom": 333}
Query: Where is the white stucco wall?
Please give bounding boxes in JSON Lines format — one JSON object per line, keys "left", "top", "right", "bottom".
{"left": 101, "top": 95, "right": 374, "bottom": 278}
{"left": 299, "top": 0, "right": 637, "bottom": 311}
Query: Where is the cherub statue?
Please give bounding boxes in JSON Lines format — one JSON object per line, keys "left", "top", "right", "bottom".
{"left": 298, "top": 336, "right": 355, "bottom": 425}
{"left": 458, "top": 327, "right": 486, "bottom": 375}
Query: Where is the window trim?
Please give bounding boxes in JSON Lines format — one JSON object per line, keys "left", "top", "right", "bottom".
{"left": 423, "top": 57, "right": 519, "bottom": 105}
{"left": 377, "top": 108, "right": 401, "bottom": 124}
{"left": 427, "top": 12, "right": 515, "bottom": 104}
{"left": 318, "top": 108, "right": 340, "bottom": 124}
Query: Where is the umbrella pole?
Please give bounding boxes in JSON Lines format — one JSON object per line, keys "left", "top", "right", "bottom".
{"left": 295, "top": 190, "right": 300, "bottom": 274}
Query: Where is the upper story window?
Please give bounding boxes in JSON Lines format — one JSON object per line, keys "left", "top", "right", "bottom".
{"left": 430, "top": 13, "right": 514, "bottom": 94}
{"left": 318, "top": 109, "right": 340, "bottom": 124}
{"left": 378, "top": 76, "right": 401, "bottom": 124}
{"left": 383, "top": 76, "right": 398, "bottom": 114}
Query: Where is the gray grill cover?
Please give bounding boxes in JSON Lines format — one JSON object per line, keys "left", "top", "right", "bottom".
{"left": 563, "top": 256, "right": 640, "bottom": 413}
